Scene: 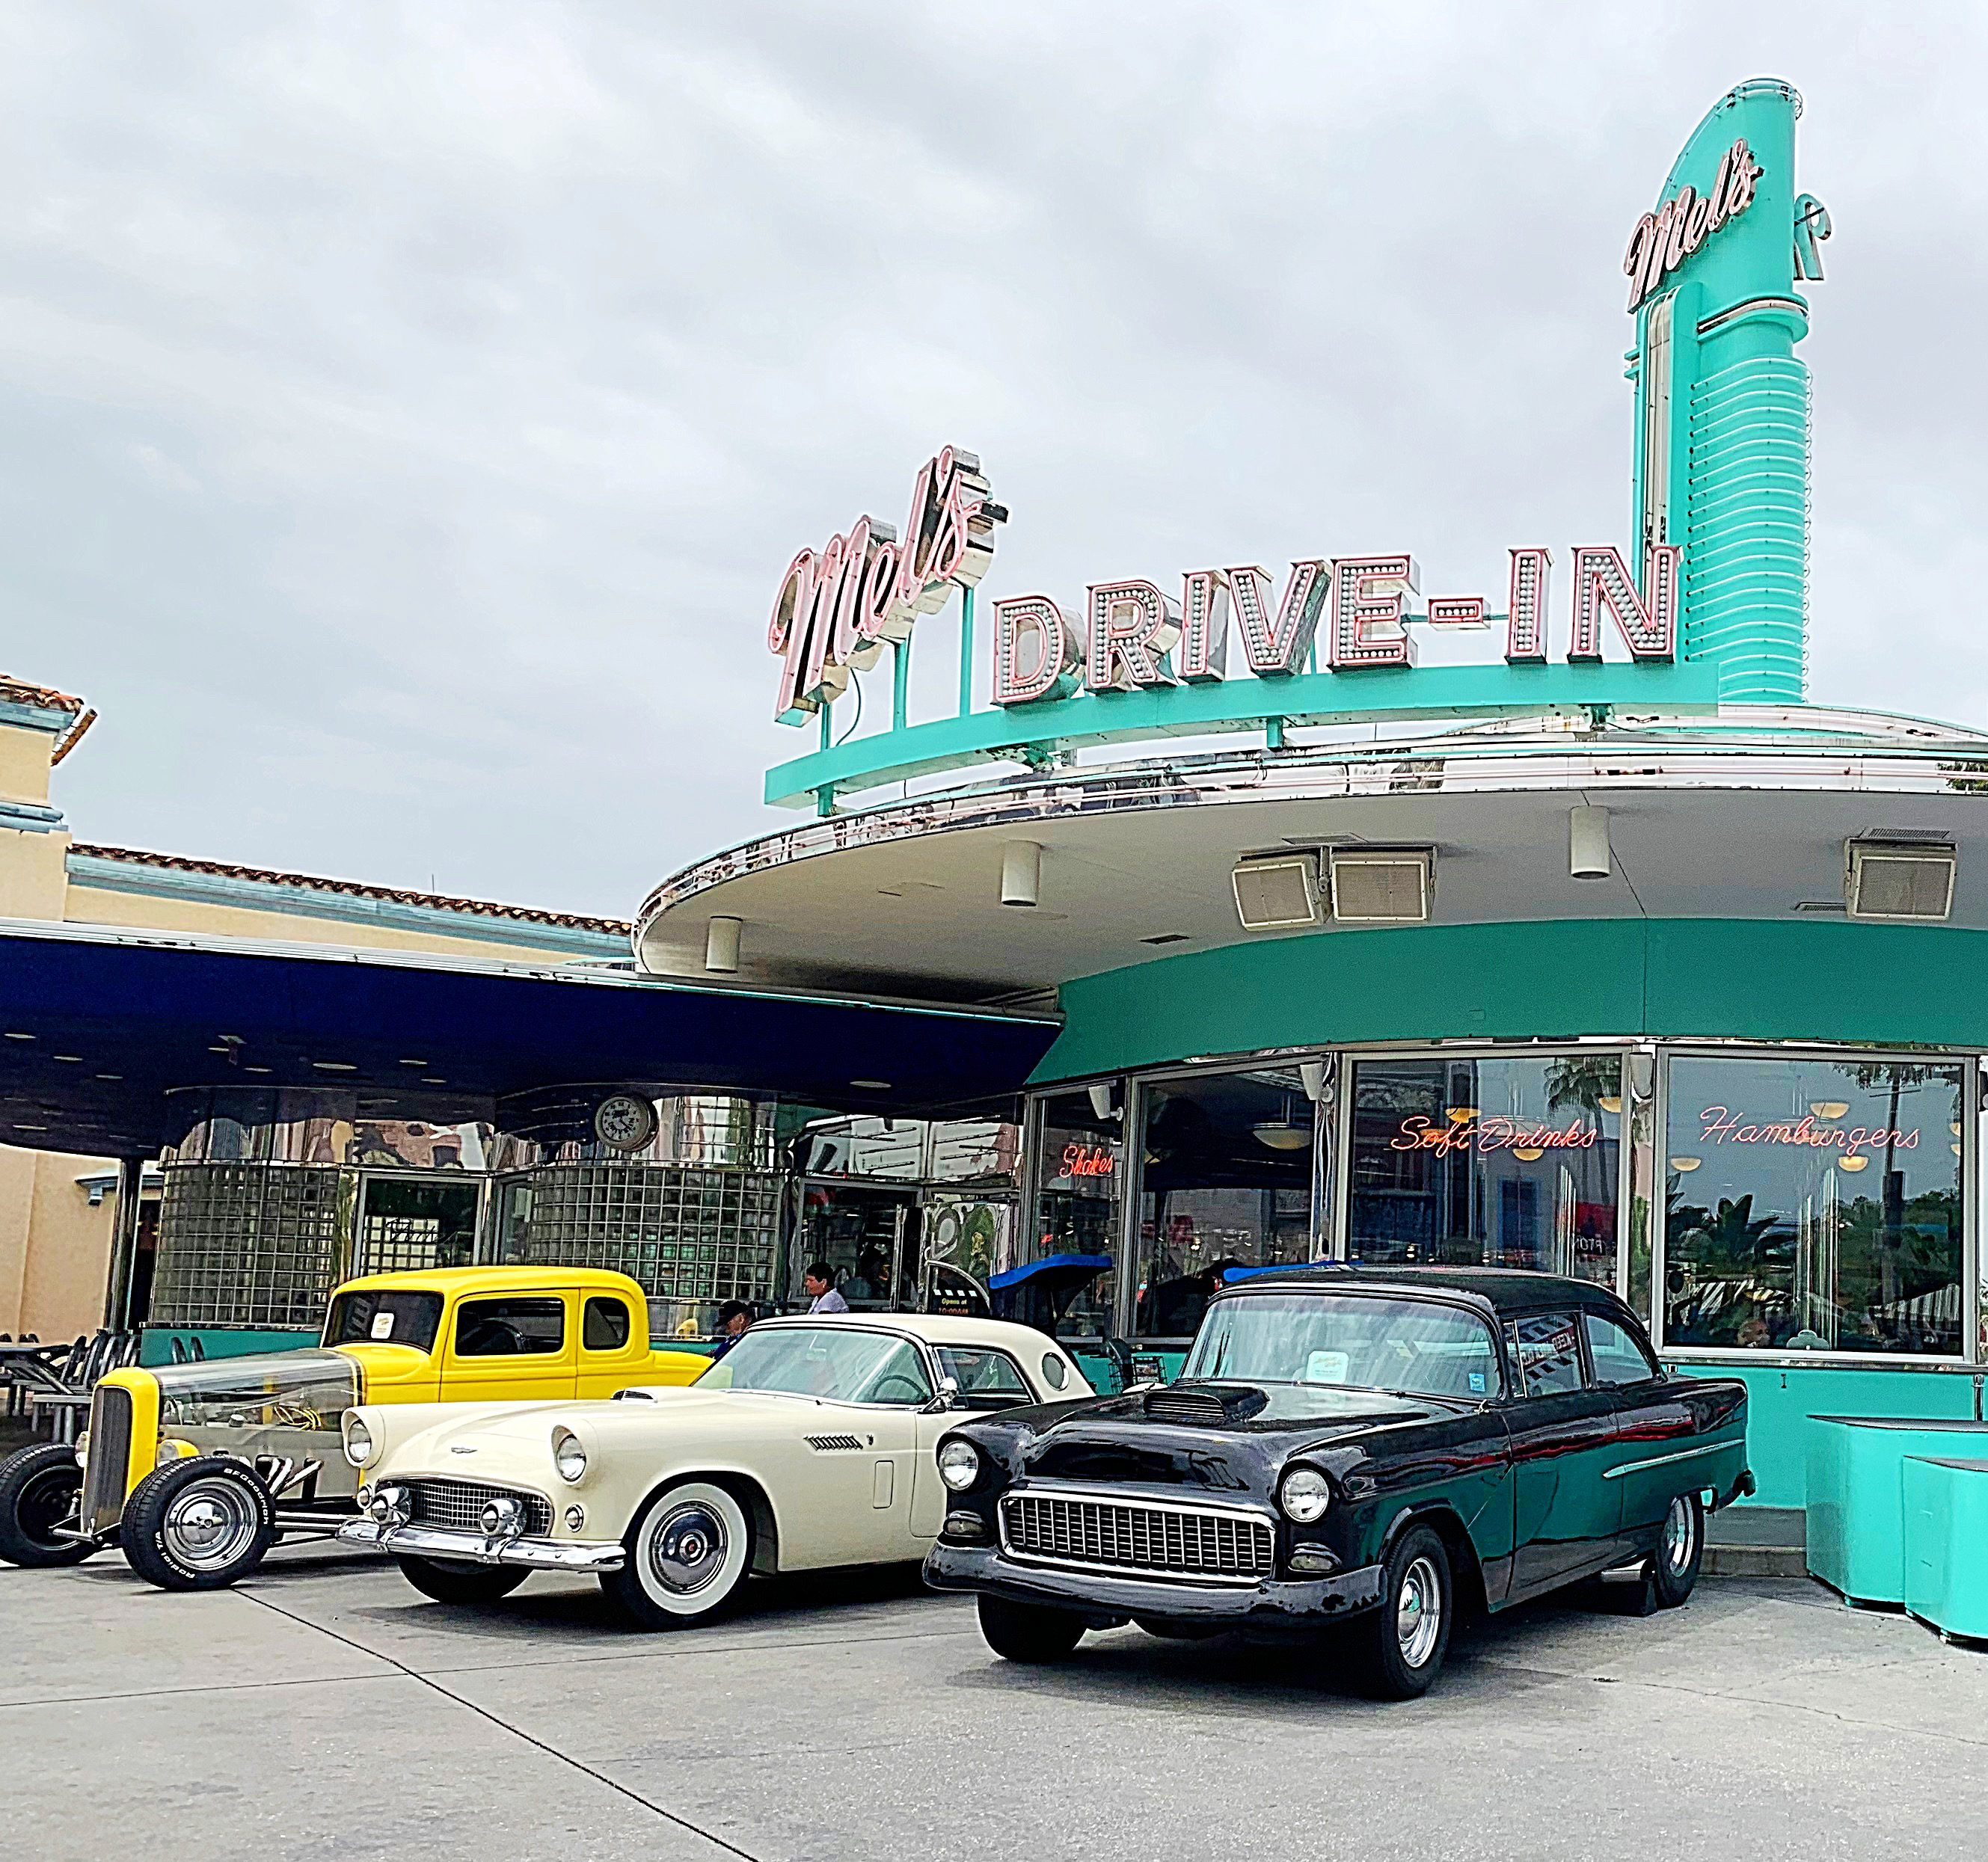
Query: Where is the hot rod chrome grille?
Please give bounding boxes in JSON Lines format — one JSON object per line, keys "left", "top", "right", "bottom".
{"left": 1000, "top": 1491, "right": 1274, "bottom": 1584}
{"left": 82, "top": 1384, "right": 133, "bottom": 1535}
{"left": 404, "top": 1479, "right": 552, "bottom": 1537}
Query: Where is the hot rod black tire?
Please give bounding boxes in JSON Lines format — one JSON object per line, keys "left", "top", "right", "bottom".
{"left": 1349, "top": 1524, "right": 1452, "bottom": 1701}
{"left": 1651, "top": 1491, "right": 1705, "bottom": 1608}
{"left": 122, "top": 1457, "right": 275, "bottom": 1591}
{"left": 394, "top": 1554, "right": 530, "bottom": 1607}
{"left": 977, "top": 1594, "right": 1086, "bottom": 1663}
{"left": 0, "top": 1442, "right": 93, "bottom": 1567}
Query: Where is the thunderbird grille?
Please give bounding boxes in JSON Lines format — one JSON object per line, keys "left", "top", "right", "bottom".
{"left": 1000, "top": 1491, "right": 1274, "bottom": 1584}
{"left": 82, "top": 1384, "right": 133, "bottom": 1534}
{"left": 405, "top": 1479, "right": 552, "bottom": 1537}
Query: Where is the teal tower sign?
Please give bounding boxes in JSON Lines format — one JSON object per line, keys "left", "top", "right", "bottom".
{"left": 1626, "top": 78, "right": 1823, "bottom": 704}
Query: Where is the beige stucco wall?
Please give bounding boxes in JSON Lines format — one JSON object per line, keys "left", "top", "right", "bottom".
{"left": 14, "top": 1151, "right": 116, "bottom": 1341}
{"left": 63, "top": 879, "right": 612, "bottom": 968}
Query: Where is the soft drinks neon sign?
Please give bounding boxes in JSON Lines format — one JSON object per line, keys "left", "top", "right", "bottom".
{"left": 1390, "top": 1114, "right": 1599, "bottom": 1158}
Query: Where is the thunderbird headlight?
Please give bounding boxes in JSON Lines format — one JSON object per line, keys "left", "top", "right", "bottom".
{"left": 1279, "top": 1466, "right": 1331, "bottom": 1524}
{"left": 553, "top": 1428, "right": 587, "bottom": 1484}
{"left": 937, "top": 1439, "right": 981, "bottom": 1492}
{"left": 369, "top": 1484, "right": 411, "bottom": 1526}
{"left": 343, "top": 1416, "right": 374, "bottom": 1469}
{"left": 480, "top": 1496, "right": 525, "bottom": 1537}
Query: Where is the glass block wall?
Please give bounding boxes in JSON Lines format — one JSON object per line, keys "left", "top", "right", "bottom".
{"left": 518, "top": 1163, "right": 785, "bottom": 1326}
{"left": 150, "top": 1164, "right": 351, "bottom": 1330}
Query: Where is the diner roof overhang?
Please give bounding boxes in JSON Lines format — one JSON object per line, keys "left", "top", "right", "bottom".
{"left": 0, "top": 920, "right": 1061, "bottom": 1158}
{"left": 636, "top": 707, "right": 1988, "bottom": 1005}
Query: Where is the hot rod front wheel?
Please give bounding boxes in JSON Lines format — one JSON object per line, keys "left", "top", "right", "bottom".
{"left": 601, "top": 1480, "right": 753, "bottom": 1630}
{"left": 0, "top": 1442, "right": 94, "bottom": 1568}
{"left": 122, "top": 1458, "right": 275, "bottom": 1591}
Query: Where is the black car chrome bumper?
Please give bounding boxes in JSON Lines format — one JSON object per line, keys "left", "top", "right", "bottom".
{"left": 924, "top": 1542, "right": 1386, "bottom": 1632}
{"left": 338, "top": 1517, "right": 625, "bottom": 1572}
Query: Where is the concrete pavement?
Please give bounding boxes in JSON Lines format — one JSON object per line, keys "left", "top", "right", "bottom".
{"left": 5, "top": 1540, "right": 1988, "bottom": 1861}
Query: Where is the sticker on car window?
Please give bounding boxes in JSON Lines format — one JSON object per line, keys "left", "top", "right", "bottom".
{"left": 1303, "top": 1350, "right": 1350, "bottom": 1384}
{"left": 369, "top": 1312, "right": 394, "bottom": 1340}
{"left": 1468, "top": 1371, "right": 1486, "bottom": 1393}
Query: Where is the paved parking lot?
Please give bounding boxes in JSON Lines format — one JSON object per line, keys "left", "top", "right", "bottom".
{"left": 7, "top": 1540, "right": 1988, "bottom": 1862}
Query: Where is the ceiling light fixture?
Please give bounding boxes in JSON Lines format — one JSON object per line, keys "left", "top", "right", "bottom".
{"left": 1845, "top": 838, "right": 1956, "bottom": 921}
{"left": 1838, "top": 1155, "right": 1869, "bottom": 1173}
{"left": 850, "top": 1078, "right": 892, "bottom": 1091}
{"left": 705, "top": 916, "right": 743, "bottom": 974}
{"left": 1569, "top": 805, "right": 1611, "bottom": 881}
{"left": 1232, "top": 854, "right": 1319, "bottom": 931}
{"left": 1000, "top": 841, "right": 1042, "bottom": 909}
{"left": 1329, "top": 848, "right": 1434, "bottom": 924}
{"left": 312, "top": 1061, "right": 358, "bottom": 1072}
{"left": 1251, "top": 1122, "right": 1313, "bottom": 1152}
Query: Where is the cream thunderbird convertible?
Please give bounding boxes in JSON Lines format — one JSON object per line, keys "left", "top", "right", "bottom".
{"left": 336, "top": 1313, "right": 1087, "bottom": 1628}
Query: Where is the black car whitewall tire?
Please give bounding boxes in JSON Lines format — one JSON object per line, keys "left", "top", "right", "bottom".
{"left": 0, "top": 1442, "right": 94, "bottom": 1567}
{"left": 1651, "top": 1491, "right": 1704, "bottom": 1608}
{"left": 977, "top": 1594, "right": 1087, "bottom": 1663}
{"left": 1351, "top": 1524, "right": 1452, "bottom": 1700}
{"left": 601, "top": 1479, "right": 752, "bottom": 1629}
{"left": 122, "top": 1458, "right": 275, "bottom": 1591}
{"left": 394, "top": 1554, "right": 532, "bottom": 1608}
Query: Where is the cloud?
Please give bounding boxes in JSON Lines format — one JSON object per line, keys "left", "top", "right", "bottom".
{"left": 10, "top": 0, "right": 1984, "bottom": 917}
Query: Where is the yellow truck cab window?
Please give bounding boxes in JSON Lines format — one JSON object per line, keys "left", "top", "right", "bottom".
{"left": 324, "top": 1289, "right": 444, "bottom": 1351}
{"left": 583, "top": 1297, "right": 632, "bottom": 1351}
{"left": 456, "top": 1297, "right": 565, "bottom": 1356}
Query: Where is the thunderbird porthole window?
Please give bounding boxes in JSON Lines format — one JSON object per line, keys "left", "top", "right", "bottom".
{"left": 1661, "top": 1056, "right": 1966, "bottom": 1356}
{"left": 1347, "top": 1054, "right": 1623, "bottom": 1283}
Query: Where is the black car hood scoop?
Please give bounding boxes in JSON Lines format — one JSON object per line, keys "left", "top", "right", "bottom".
{"left": 1142, "top": 1382, "right": 1268, "bottom": 1427}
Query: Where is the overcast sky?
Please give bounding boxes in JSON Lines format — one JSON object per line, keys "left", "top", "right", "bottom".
{"left": 11, "top": 2, "right": 1987, "bottom": 921}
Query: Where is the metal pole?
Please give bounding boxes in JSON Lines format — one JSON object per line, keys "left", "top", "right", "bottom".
{"left": 892, "top": 639, "right": 909, "bottom": 734}
{"left": 102, "top": 1155, "right": 146, "bottom": 1331}
{"left": 958, "top": 586, "right": 975, "bottom": 716}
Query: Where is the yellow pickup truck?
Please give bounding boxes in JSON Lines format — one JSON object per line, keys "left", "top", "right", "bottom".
{"left": 0, "top": 1265, "right": 711, "bottom": 1591}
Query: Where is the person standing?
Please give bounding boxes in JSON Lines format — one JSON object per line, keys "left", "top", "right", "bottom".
{"left": 803, "top": 1262, "right": 850, "bottom": 1314}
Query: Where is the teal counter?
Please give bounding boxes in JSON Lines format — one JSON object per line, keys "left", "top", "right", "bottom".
{"left": 140, "top": 1327, "right": 315, "bottom": 1366}
{"left": 1903, "top": 1457, "right": 1988, "bottom": 1641}
{"left": 1807, "top": 1416, "right": 1988, "bottom": 1604}
{"left": 1670, "top": 1362, "right": 1982, "bottom": 1510}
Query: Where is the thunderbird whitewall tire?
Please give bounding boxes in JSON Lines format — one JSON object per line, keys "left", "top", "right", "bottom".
{"left": 602, "top": 1480, "right": 752, "bottom": 1630}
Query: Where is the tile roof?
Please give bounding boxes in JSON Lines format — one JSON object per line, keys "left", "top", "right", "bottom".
{"left": 1, "top": 675, "right": 87, "bottom": 714}
{"left": 67, "top": 843, "right": 633, "bottom": 936}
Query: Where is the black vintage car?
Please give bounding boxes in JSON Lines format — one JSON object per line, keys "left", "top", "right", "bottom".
{"left": 924, "top": 1266, "right": 1751, "bottom": 1698}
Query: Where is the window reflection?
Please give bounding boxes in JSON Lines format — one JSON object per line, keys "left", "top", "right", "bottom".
{"left": 1031, "top": 1088, "right": 1123, "bottom": 1339}
{"left": 1348, "top": 1054, "right": 1622, "bottom": 1283}
{"left": 1132, "top": 1068, "right": 1316, "bottom": 1339}
{"left": 1662, "top": 1057, "right": 1964, "bottom": 1356}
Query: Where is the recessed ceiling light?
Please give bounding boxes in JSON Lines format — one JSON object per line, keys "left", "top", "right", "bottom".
{"left": 207, "top": 1045, "right": 230, "bottom": 1054}
{"left": 95, "top": 1073, "right": 122, "bottom": 1081}
{"left": 399, "top": 1058, "right": 428, "bottom": 1067}
{"left": 4, "top": 1032, "right": 33, "bottom": 1041}
{"left": 850, "top": 1078, "right": 892, "bottom": 1090}
{"left": 52, "top": 1055, "right": 82, "bottom": 1063}
{"left": 312, "top": 1061, "right": 358, "bottom": 1072}
{"left": 420, "top": 1076, "right": 447, "bottom": 1084}
{"left": 13, "top": 1123, "right": 47, "bottom": 1132}
{"left": 245, "top": 1066, "right": 272, "bottom": 1075}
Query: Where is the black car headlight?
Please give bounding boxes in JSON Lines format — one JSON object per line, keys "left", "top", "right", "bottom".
{"left": 1278, "top": 1466, "right": 1331, "bottom": 1524}
{"left": 937, "top": 1439, "right": 981, "bottom": 1492}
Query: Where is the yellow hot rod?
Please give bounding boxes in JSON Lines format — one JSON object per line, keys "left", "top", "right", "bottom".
{"left": 0, "top": 1265, "right": 708, "bottom": 1591}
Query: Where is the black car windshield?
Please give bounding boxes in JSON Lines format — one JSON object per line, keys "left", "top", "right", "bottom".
{"left": 322, "top": 1289, "right": 444, "bottom": 1353}
{"left": 1183, "top": 1293, "right": 1503, "bottom": 1402}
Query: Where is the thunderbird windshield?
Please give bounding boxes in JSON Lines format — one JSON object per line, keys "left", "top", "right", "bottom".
{"left": 696, "top": 1327, "right": 933, "bottom": 1406}
{"left": 1182, "top": 1294, "right": 1503, "bottom": 1402}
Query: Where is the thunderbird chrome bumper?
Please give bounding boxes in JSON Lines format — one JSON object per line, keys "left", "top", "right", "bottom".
{"left": 337, "top": 1518, "right": 625, "bottom": 1572}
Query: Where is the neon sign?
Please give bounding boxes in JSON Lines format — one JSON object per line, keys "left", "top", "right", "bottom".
{"left": 990, "top": 542, "right": 1678, "bottom": 707}
{"left": 1390, "top": 1114, "right": 1599, "bottom": 1159}
{"left": 1061, "top": 1143, "right": 1116, "bottom": 1178}
{"left": 1696, "top": 1107, "right": 1919, "bottom": 1153}
{"left": 768, "top": 449, "right": 1004, "bottom": 725}
{"left": 1623, "top": 135, "right": 1762, "bottom": 312}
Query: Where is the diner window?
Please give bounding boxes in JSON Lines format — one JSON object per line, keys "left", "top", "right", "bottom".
{"left": 1131, "top": 1068, "right": 1316, "bottom": 1339}
{"left": 1661, "top": 1056, "right": 1966, "bottom": 1356}
{"left": 1030, "top": 1087, "right": 1124, "bottom": 1340}
{"left": 1347, "top": 1054, "right": 1623, "bottom": 1282}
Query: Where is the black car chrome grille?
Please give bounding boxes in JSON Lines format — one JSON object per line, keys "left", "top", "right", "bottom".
{"left": 404, "top": 1479, "right": 552, "bottom": 1536}
{"left": 82, "top": 1384, "right": 133, "bottom": 1534}
{"left": 1001, "top": 1491, "right": 1274, "bottom": 1583}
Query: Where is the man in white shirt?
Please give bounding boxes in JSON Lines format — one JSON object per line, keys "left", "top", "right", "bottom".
{"left": 803, "top": 1262, "right": 850, "bottom": 1313}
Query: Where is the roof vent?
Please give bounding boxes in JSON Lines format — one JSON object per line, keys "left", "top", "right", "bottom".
{"left": 1232, "top": 854, "right": 1320, "bottom": 931}
{"left": 1328, "top": 848, "right": 1434, "bottom": 924}
{"left": 1846, "top": 840, "right": 1954, "bottom": 922}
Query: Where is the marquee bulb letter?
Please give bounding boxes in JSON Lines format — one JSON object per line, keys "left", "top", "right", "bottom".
{"left": 1506, "top": 548, "right": 1552, "bottom": 663}
{"left": 1328, "top": 556, "right": 1419, "bottom": 671}
{"left": 1567, "top": 544, "right": 1678, "bottom": 663}
{"left": 1177, "top": 570, "right": 1230, "bottom": 682}
{"left": 1228, "top": 561, "right": 1331, "bottom": 677}
{"left": 992, "top": 595, "right": 1079, "bottom": 706}
{"left": 1084, "top": 580, "right": 1182, "bottom": 692}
